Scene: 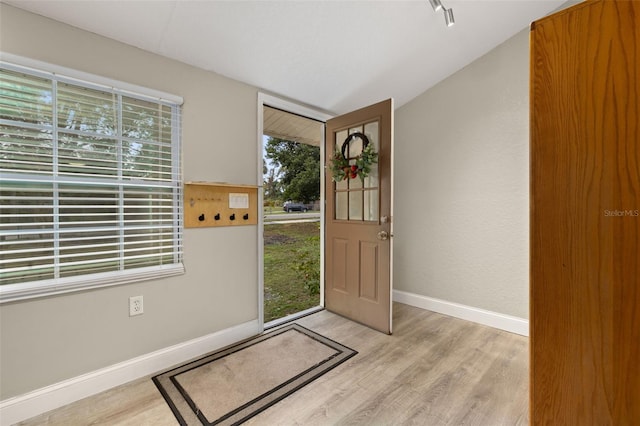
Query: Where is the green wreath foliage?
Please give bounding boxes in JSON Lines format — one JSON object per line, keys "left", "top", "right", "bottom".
{"left": 330, "top": 138, "right": 378, "bottom": 182}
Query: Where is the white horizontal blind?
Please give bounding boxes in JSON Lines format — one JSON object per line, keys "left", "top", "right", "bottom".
{"left": 0, "top": 63, "right": 183, "bottom": 297}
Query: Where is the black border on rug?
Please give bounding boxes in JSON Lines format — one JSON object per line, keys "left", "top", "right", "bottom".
{"left": 152, "top": 323, "right": 357, "bottom": 425}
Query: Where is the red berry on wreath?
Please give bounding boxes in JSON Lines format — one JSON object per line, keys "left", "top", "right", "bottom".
{"left": 351, "top": 165, "right": 357, "bottom": 172}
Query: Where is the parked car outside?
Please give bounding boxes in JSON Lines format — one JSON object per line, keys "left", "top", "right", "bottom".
{"left": 283, "top": 201, "right": 308, "bottom": 212}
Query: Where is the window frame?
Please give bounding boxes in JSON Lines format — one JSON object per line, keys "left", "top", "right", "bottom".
{"left": 0, "top": 55, "right": 184, "bottom": 303}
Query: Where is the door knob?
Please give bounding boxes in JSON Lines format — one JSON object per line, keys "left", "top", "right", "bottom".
{"left": 377, "top": 230, "right": 389, "bottom": 241}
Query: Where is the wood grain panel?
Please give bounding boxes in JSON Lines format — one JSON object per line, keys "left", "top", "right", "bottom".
{"left": 184, "top": 182, "right": 257, "bottom": 228}
{"left": 530, "top": 1, "right": 639, "bottom": 423}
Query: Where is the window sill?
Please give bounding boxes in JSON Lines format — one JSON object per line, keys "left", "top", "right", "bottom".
{"left": 0, "top": 264, "right": 185, "bottom": 304}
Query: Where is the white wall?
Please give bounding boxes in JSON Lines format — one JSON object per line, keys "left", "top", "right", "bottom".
{"left": 0, "top": 4, "right": 259, "bottom": 399}
{"left": 394, "top": 28, "right": 530, "bottom": 319}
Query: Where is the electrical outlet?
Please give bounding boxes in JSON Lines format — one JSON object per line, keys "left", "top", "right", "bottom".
{"left": 129, "top": 295, "right": 143, "bottom": 316}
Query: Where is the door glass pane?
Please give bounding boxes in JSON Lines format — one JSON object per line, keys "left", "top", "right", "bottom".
{"left": 348, "top": 127, "right": 363, "bottom": 160}
{"left": 336, "top": 176, "right": 348, "bottom": 191}
{"left": 349, "top": 190, "right": 363, "bottom": 221}
{"left": 364, "top": 189, "right": 379, "bottom": 221}
{"left": 349, "top": 174, "right": 362, "bottom": 190}
{"left": 335, "top": 130, "right": 348, "bottom": 191}
{"left": 364, "top": 121, "right": 379, "bottom": 189}
{"left": 335, "top": 129, "right": 348, "bottom": 154}
{"left": 336, "top": 191, "right": 348, "bottom": 220}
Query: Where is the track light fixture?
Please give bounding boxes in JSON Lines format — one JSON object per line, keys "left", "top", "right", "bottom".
{"left": 428, "top": 0, "right": 443, "bottom": 12}
{"left": 444, "top": 8, "right": 455, "bottom": 27}
{"left": 429, "top": 0, "right": 455, "bottom": 27}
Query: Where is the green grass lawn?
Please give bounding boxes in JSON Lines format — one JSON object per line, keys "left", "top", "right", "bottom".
{"left": 264, "top": 221, "right": 320, "bottom": 323}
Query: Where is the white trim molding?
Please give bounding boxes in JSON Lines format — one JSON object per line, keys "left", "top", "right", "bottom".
{"left": 0, "top": 320, "right": 260, "bottom": 425}
{"left": 393, "top": 290, "right": 529, "bottom": 336}
{"left": 256, "top": 92, "right": 332, "bottom": 330}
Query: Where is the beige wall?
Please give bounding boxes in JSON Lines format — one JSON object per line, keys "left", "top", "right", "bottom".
{"left": 394, "top": 28, "right": 530, "bottom": 319}
{"left": 0, "top": 4, "right": 259, "bottom": 399}
{"left": 1, "top": 2, "right": 535, "bottom": 400}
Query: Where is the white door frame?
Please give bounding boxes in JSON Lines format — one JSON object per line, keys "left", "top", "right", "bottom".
{"left": 257, "top": 93, "right": 333, "bottom": 330}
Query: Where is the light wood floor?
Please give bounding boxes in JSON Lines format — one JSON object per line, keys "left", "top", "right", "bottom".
{"left": 18, "top": 303, "right": 529, "bottom": 425}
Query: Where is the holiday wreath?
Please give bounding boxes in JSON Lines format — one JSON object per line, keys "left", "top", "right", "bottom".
{"left": 330, "top": 132, "right": 378, "bottom": 181}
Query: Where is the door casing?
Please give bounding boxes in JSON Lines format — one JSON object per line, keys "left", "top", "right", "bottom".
{"left": 257, "top": 93, "right": 332, "bottom": 331}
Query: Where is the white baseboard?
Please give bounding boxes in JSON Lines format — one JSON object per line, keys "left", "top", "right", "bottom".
{"left": 393, "top": 290, "right": 529, "bottom": 337}
{"left": 0, "top": 320, "right": 260, "bottom": 425}
{"left": 0, "top": 296, "right": 527, "bottom": 425}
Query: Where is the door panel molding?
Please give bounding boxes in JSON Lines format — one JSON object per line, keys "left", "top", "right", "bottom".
{"left": 330, "top": 238, "right": 349, "bottom": 293}
{"left": 359, "top": 242, "right": 379, "bottom": 302}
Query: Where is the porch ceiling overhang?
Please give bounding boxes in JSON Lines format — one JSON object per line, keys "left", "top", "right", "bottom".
{"left": 263, "top": 106, "right": 323, "bottom": 147}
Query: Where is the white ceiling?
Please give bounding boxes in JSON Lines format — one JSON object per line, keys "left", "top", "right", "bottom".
{"left": 6, "top": 0, "right": 568, "bottom": 115}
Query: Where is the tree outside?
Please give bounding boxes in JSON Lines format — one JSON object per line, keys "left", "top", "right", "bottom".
{"left": 264, "top": 137, "right": 320, "bottom": 205}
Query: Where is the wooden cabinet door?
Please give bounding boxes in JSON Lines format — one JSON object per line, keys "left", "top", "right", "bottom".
{"left": 530, "top": 1, "right": 639, "bottom": 424}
